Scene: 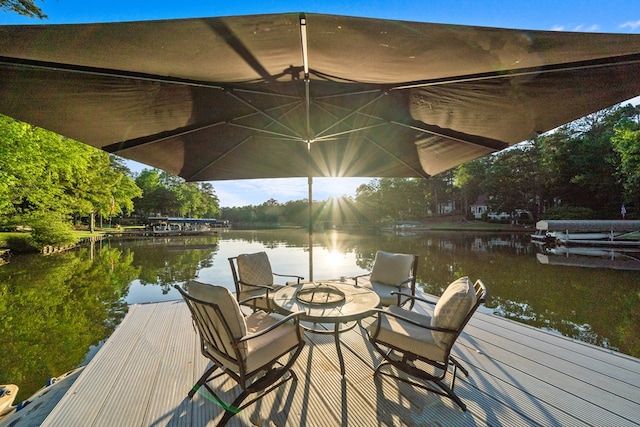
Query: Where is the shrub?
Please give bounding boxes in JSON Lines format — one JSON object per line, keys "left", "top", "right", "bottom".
{"left": 5, "top": 235, "right": 37, "bottom": 253}
{"left": 27, "top": 216, "right": 76, "bottom": 250}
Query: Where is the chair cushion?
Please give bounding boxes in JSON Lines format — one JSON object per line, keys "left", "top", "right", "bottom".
{"left": 370, "top": 251, "right": 414, "bottom": 286}
{"left": 187, "top": 280, "right": 247, "bottom": 338}
{"left": 237, "top": 252, "right": 274, "bottom": 289}
{"left": 369, "top": 306, "right": 446, "bottom": 362}
{"left": 431, "top": 277, "right": 476, "bottom": 349}
{"left": 244, "top": 311, "right": 303, "bottom": 374}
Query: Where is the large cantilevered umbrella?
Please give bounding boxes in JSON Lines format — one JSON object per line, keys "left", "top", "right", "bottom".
{"left": 1, "top": 13, "right": 640, "bottom": 278}
{"left": 1, "top": 12, "right": 640, "bottom": 181}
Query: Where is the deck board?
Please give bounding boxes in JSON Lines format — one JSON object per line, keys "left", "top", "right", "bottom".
{"left": 39, "top": 293, "right": 640, "bottom": 427}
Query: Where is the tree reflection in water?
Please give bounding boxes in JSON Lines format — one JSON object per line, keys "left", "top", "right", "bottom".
{"left": 1, "top": 230, "right": 639, "bottom": 402}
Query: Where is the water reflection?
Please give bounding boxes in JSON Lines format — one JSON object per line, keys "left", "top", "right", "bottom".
{"left": 1, "top": 229, "right": 639, "bottom": 402}
{"left": 535, "top": 244, "right": 640, "bottom": 271}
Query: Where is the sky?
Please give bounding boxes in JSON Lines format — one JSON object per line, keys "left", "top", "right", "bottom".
{"left": 2, "top": 0, "right": 640, "bottom": 207}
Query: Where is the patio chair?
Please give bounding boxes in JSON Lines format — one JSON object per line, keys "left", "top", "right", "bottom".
{"left": 367, "top": 277, "right": 487, "bottom": 411}
{"left": 175, "top": 281, "right": 305, "bottom": 426}
{"left": 353, "top": 251, "right": 419, "bottom": 307}
{"left": 229, "top": 251, "right": 303, "bottom": 312}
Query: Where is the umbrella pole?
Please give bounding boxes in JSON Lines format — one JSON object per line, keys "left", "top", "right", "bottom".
{"left": 301, "top": 15, "right": 313, "bottom": 282}
{"left": 308, "top": 176, "right": 313, "bottom": 282}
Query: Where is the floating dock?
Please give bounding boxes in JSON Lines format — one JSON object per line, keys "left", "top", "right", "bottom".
{"left": 534, "top": 220, "right": 640, "bottom": 248}
{"left": 5, "top": 292, "right": 638, "bottom": 426}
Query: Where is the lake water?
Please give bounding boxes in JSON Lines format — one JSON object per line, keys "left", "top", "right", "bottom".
{"left": 1, "top": 228, "right": 639, "bottom": 401}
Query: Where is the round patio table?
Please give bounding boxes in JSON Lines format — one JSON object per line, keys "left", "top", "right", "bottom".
{"left": 272, "top": 280, "right": 380, "bottom": 376}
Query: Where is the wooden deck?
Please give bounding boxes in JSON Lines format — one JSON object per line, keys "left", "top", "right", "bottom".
{"left": 36, "top": 293, "right": 640, "bottom": 426}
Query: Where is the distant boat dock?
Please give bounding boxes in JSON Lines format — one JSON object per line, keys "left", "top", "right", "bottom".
{"left": 533, "top": 220, "right": 640, "bottom": 248}
{"left": 110, "top": 217, "right": 228, "bottom": 237}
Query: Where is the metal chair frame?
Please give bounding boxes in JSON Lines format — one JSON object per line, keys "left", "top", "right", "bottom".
{"left": 367, "top": 280, "right": 487, "bottom": 411}
{"left": 175, "top": 285, "right": 305, "bottom": 426}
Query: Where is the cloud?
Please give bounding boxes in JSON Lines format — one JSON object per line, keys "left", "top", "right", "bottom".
{"left": 620, "top": 20, "right": 640, "bottom": 30}
{"left": 550, "top": 23, "right": 600, "bottom": 32}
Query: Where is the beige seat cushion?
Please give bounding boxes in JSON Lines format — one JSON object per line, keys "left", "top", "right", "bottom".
{"left": 431, "top": 277, "right": 476, "bottom": 349}
{"left": 244, "top": 311, "right": 303, "bottom": 374}
{"left": 237, "top": 252, "right": 274, "bottom": 290}
{"left": 369, "top": 306, "right": 446, "bottom": 362}
{"left": 370, "top": 251, "right": 414, "bottom": 286}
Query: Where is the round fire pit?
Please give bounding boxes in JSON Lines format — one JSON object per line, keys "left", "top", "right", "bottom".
{"left": 296, "top": 283, "right": 346, "bottom": 305}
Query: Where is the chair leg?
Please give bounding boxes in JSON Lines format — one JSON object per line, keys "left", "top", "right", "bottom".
{"left": 432, "top": 379, "right": 467, "bottom": 411}
{"left": 371, "top": 342, "right": 468, "bottom": 411}
{"left": 189, "top": 364, "right": 219, "bottom": 399}
{"left": 449, "top": 356, "right": 469, "bottom": 377}
{"left": 216, "top": 369, "right": 297, "bottom": 426}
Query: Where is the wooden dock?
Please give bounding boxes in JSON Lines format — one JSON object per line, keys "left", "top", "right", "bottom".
{"left": 25, "top": 292, "right": 640, "bottom": 426}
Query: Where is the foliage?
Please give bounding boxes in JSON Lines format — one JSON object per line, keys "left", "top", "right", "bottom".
{"left": 354, "top": 178, "right": 430, "bottom": 224}
{"left": 0, "top": 114, "right": 142, "bottom": 240}
{"left": 133, "top": 169, "right": 220, "bottom": 219}
{"left": 5, "top": 235, "right": 36, "bottom": 252}
{"left": 0, "top": 0, "right": 45, "bottom": 18}
{"left": 541, "top": 206, "right": 596, "bottom": 220}
{"left": 612, "top": 116, "right": 640, "bottom": 209}
{"left": 27, "top": 214, "right": 76, "bottom": 249}
{"left": 482, "top": 141, "right": 541, "bottom": 219}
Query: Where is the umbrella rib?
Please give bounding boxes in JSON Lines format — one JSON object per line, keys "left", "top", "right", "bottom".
{"left": 364, "top": 135, "right": 430, "bottom": 179}
{"left": 188, "top": 105, "right": 309, "bottom": 181}
{"left": 313, "top": 92, "right": 387, "bottom": 139}
{"left": 226, "top": 122, "right": 304, "bottom": 141}
{"left": 102, "top": 122, "right": 227, "bottom": 154}
{"left": 186, "top": 135, "right": 257, "bottom": 182}
{"left": 225, "top": 88, "right": 304, "bottom": 139}
{"left": 390, "top": 121, "right": 508, "bottom": 151}
{"left": 231, "top": 87, "right": 301, "bottom": 100}
{"left": 390, "top": 52, "right": 640, "bottom": 90}
{"left": 312, "top": 122, "right": 388, "bottom": 142}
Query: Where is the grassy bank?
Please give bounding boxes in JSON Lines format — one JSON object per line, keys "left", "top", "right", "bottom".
{"left": 0, "top": 230, "right": 106, "bottom": 250}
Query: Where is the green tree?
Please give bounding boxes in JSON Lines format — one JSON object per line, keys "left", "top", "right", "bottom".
{"left": 0, "top": 115, "right": 142, "bottom": 234}
{"left": 133, "top": 169, "right": 220, "bottom": 218}
{"left": 482, "top": 142, "right": 541, "bottom": 220}
{"left": 0, "top": 0, "right": 45, "bottom": 18}
{"left": 612, "top": 116, "right": 640, "bottom": 215}
{"left": 455, "top": 158, "right": 489, "bottom": 219}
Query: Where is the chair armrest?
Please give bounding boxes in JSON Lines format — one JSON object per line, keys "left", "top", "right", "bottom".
{"left": 237, "top": 311, "right": 306, "bottom": 342}
{"left": 238, "top": 295, "right": 263, "bottom": 306}
{"left": 238, "top": 280, "right": 278, "bottom": 291}
{"left": 273, "top": 273, "right": 304, "bottom": 283}
{"left": 352, "top": 272, "right": 371, "bottom": 285}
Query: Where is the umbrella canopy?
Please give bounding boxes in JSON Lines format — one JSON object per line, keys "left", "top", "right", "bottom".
{"left": 1, "top": 12, "right": 640, "bottom": 181}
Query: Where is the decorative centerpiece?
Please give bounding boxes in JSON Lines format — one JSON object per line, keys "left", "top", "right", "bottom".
{"left": 296, "top": 283, "right": 345, "bottom": 305}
